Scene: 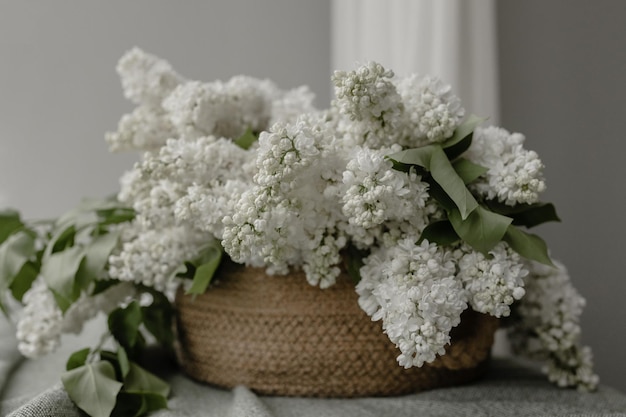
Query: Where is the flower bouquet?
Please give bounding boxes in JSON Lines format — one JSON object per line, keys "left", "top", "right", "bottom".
{"left": 0, "top": 48, "right": 598, "bottom": 417}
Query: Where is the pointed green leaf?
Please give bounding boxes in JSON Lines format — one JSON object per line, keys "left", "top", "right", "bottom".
{"left": 345, "top": 245, "right": 368, "bottom": 284}
{"left": 430, "top": 146, "right": 478, "bottom": 219}
{"left": 452, "top": 158, "right": 488, "bottom": 184}
{"left": 503, "top": 225, "right": 554, "bottom": 266}
{"left": 123, "top": 362, "right": 170, "bottom": 397}
{"left": 108, "top": 301, "right": 142, "bottom": 351}
{"left": 0, "top": 232, "right": 36, "bottom": 313}
{"left": 66, "top": 347, "right": 91, "bottom": 371}
{"left": 117, "top": 347, "right": 130, "bottom": 378}
{"left": 41, "top": 246, "right": 86, "bottom": 312}
{"left": 234, "top": 128, "right": 258, "bottom": 150}
{"left": 44, "top": 225, "right": 76, "bottom": 258}
{"left": 95, "top": 207, "right": 135, "bottom": 226}
{"left": 0, "top": 210, "right": 24, "bottom": 244}
{"left": 424, "top": 179, "right": 456, "bottom": 211}
{"left": 80, "top": 231, "right": 121, "bottom": 282}
{"left": 91, "top": 279, "right": 118, "bottom": 296}
{"left": 61, "top": 361, "right": 123, "bottom": 417}
{"left": 141, "top": 292, "right": 174, "bottom": 348}
{"left": 9, "top": 261, "right": 39, "bottom": 302}
{"left": 443, "top": 135, "right": 473, "bottom": 161}
{"left": 0, "top": 232, "right": 36, "bottom": 288}
{"left": 486, "top": 201, "right": 561, "bottom": 228}
{"left": 111, "top": 392, "right": 168, "bottom": 417}
{"left": 99, "top": 350, "right": 124, "bottom": 381}
{"left": 442, "top": 114, "right": 486, "bottom": 149}
{"left": 418, "top": 221, "right": 460, "bottom": 246}
{"left": 449, "top": 206, "right": 513, "bottom": 254}
{"left": 186, "top": 244, "right": 223, "bottom": 296}
{"left": 387, "top": 145, "right": 436, "bottom": 169}
{"left": 56, "top": 198, "right": 119, "bottom": 229}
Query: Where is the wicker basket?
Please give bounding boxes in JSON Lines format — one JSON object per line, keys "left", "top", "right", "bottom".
{"left": 174, "top": 259, "right": 499, "bottom": 397}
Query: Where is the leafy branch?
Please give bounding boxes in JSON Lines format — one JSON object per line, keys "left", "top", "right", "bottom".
{"left": 62, "top": 292, "right": 174, "bottom": 417}
{"left": 388, "top": 115, "right": 557, "bottom": 265}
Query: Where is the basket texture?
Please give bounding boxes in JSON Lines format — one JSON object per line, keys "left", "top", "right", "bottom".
{"left": 174, "top": 259, "right": 499, "bottom": 397}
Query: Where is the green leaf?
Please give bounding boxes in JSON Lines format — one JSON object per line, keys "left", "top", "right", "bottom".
{"left": 388, "top": 145, "right": 478, "bottom": 219}
{"left": 503, "top": 225, "right": 554, "bottom": 266}
{"left": 486, "top": 201, "right": 561, "bottom": 228}
{"left": 124, "top": 362, "right": 170, "bottom": 397}
{"left": 91, "top": 279, "right": 119, "bottom": 296}
{"left": 430, "top": 146, "right": 478, "bottom": 219}
{"left": 41, "top": 246, "right": 86, "bottom": 312}
{"left": 418, "top": 221, "right": 460, "bottom": 246}
{"left": 66, "top": 347, "right": 91, "bottom": 371}
{"left": 118, "top": 347, "right": 130, "bottom": 379}
{"left": 44, "top": 224, "right": 77, "bottom": 258}
{"left": 424, "top": 179, "right": 456, "bottom": 212}
{"left": 61, "top": 361, "right": 123, "bottom": 417}
{"left": 344, "top": 245, "right": 368, "bottom": 284}
{"left": 185, "top": 243, "right": 223, "bottom": 296}
{"left": 0, "top": 210, "right": 24, "bottom": 244}
{"left": 234, "top": 128, "right": 258, "bottom": 150}
{"left": 442, "top": 115, "right": 487, "bottom": 160}
{"left": 0, "top": 232, "right": 36, "bottom": 310}
{"left": 95, "top": 207, "right": 135, "bottom": 226}
{"left": 141, "top": 292, "right": 174, "bottom": 348}
{"left": 81, "top": 232, "right": 120, "bottom": 288}
{"left": 442, "top": 114, "right": 486, "bottom": 149}
{"left": 0, "top": 231, "right": 35, "bottom": 282}
{"left": 452, "top": 158, "right": 488, "bottom": 184}
{"left": 56, "top": 197, "right": 123, "bottom": 229}
{"left": 99, "top": 350, "right": 124, "bottom": 381}
{"left": 448, "top": 206, "right": 513, "bottom": 254}
{"left": 387, "top": 144, "right": 436, "bottom": 169}
{"left": 111, "top": 392, "right": 168, "bottom": 417}
{"left": 108, "top": 301, "right": 143, "bottom": 351}
{"left": 9, "top": 261, "right": 39, "bottom": 302}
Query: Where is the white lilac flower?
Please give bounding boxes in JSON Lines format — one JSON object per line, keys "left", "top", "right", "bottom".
{"left": 108, "top": 223, "right": 207, "bottom": 293}
{"left": 16, "top": 280, "right": 136, "bottom": 358}
{"left": 16, "top": 279, "right": 63, "bottom": 358}
{"left": 269, "top": 85, "right": 317, "bottom": 126}
{"left": 332, "top": 62, "right": 405, "bottom": 149}
{"left": 116, "top": 47, "right": 184, "bottom": 107}
{"left": 455, "top": 242, "right": 527, "bottom": 318}
{"left": 341, "top": 146, "right": 431, "bottom": 248}
{"left": 465, "top": 126, "right": 546, "bottom": 206}
{"left": 105, "top": 105, "right": 176, "bottom": 153}
{"left": 118, "top": 136, "right": 253, "bottom": 230}
{"left": 396, "top": 73, "right": 465, "bottom": 146}
{"left": 162, "top": 76, "right": 276, "bottom": 140}
{"left": 174, "top": 179, "right": 250, "bottom": 240}
{"left": 302, "top": 233, "right": 347, "bottom": 288}
{"left": 545, "top": 346, "right": 599, "bottom": 391}
{"left": 357, "top": 239, "right": 468, "bottom": 368}
{"left": 222, "top": 115, "right": 347, "bottom": 286}
{"left": 508, "top": 260, "right": 598, "bottom": 391}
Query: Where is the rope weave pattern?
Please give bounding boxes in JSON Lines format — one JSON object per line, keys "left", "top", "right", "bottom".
{"left": 175, "top": 260, "right": 499, "bottom": 397}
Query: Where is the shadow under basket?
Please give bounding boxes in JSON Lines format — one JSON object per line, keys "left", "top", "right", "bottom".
{"left": 174, "top": 260, "right": 499, "bottom": 398}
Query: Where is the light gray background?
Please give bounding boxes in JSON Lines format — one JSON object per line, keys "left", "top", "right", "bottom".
{"left": 0, "top": 0, "right": 624, "bottom": 394}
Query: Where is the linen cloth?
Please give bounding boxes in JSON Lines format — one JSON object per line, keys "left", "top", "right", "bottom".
{"left": 2, "top": 316, "right": 625, "bottom": 417}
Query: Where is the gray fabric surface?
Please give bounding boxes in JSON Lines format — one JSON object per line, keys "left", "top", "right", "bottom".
{"left": 2, "top": 316, "right": 626, "bottom": 416}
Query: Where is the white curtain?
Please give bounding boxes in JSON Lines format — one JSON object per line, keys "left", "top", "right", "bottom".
{"left": 331, "top": 0, "right": 499, "bottom": 124}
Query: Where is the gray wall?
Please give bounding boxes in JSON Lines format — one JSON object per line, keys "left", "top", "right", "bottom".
{"left": 0, "top": 1, "right": 331, "bottom": 219}
{"left": 1, "top": 0, "right": 624, "bottom": 394}
{"left": 498, "top": 0, "right": 626, "bottom": 392}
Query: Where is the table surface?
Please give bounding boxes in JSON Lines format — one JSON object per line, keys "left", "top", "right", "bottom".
{"left": 2, "top": 316, "right": 625, "bottom": 417}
